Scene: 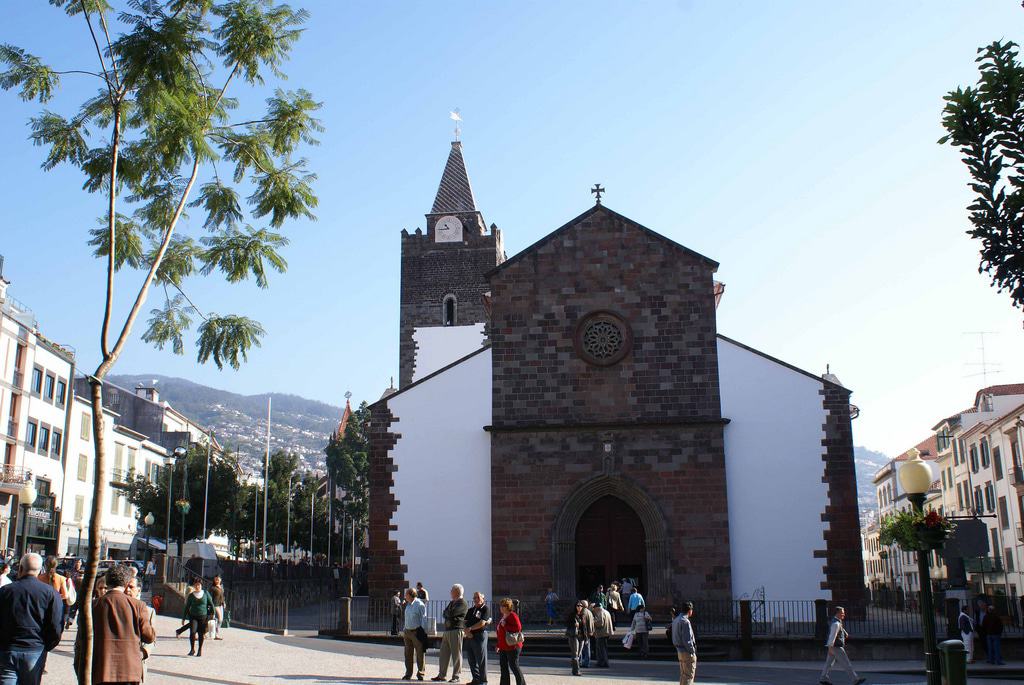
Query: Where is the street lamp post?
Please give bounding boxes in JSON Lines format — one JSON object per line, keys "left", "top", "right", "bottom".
{"left": 77, "top": 523, "right": 84, "bottom": 557}
{"left": 18, "top": 479, "right": 37, "bottom": 558}
{"left": 899, "top": 448, "right": 941, "bottom": 685}
{"left": 164, "top": 446, "right": 186, "bottom": 577}
{"left": 143, "top": 512, "right": 155, "bottom": 564}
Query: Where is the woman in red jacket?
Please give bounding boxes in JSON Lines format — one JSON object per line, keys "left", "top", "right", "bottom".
{"left": 496, "top": 597, "right": 526, "bottom": 685}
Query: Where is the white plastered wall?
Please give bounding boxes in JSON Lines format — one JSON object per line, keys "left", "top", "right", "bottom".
{"left": 412, "top": 324, "right": 486, "bottom": 382}
{"left": 718, "top": 337, "right": 831, "bottom": 600}
{"left": 389, "top": 348, "right": 492, "bottom": 600}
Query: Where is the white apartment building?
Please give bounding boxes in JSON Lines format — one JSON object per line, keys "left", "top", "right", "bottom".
{"left": 60, "top": 394, "right": 170, "bottom": 558}
{"left": 0, "top": 260, "right": 75, "bottom": 557}
{"left": 929, "top": 385, "right": 1024, "bottom": 600}
{"left": 867, "top": 384, "right": 1024, "bottom": 602}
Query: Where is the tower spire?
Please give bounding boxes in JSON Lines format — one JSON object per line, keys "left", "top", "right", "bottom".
{"left": 431, "top": 140, "right": 477, "bottom": 214}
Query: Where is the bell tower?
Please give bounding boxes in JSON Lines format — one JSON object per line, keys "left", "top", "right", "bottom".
{"left": 398, "top": 141, "right": 504, "bottom": 388}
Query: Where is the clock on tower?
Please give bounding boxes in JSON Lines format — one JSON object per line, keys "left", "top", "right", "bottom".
{"left": 435, "top": 215, "right": 464, "bottom": 243}
{"left": 398, "top": 140, "right": 505, "bottom": 388}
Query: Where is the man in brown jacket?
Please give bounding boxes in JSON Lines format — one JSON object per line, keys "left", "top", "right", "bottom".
{"left": 90, "top": 564, "right": 156, "bottom": 684}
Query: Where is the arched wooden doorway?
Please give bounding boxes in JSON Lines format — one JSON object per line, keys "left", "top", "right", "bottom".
{"left": 551, "top": 475, "right": 670, "bottom": 602}
{"left": 575, "top": 495, "right": 645, "bottom": 598}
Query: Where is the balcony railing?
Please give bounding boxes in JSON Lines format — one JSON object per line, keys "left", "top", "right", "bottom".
{"left": 5, "top": 420, "right": 16, "bottom": 439}
{"left": 966, "top": 557, "right": 1005, "bottom": 574}
{"left": 0, "top": 464, "right": 26, "bottom": 484}
{"left": 10, "top": 370, "right": 22, "bottom": 389}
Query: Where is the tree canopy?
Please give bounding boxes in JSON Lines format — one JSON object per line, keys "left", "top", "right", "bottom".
{"left": 1, "top": 3, "right": 320, "bottom": 681}
{"left": 940, "top": 40, "right": 1024, "bottom": 311}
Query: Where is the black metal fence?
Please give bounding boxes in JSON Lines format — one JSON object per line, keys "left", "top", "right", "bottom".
{"left": 318, "top": 596, "right": 1024, "bottom": 638}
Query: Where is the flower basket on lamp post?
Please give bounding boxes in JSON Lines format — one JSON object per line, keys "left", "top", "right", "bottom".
{"left": 175, "top": 499, "right": 191, "bottom": 515}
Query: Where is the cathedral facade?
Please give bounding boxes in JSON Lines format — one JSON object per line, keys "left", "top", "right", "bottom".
{"left": 368, "top": 141, "right": 864, "bottom": 607}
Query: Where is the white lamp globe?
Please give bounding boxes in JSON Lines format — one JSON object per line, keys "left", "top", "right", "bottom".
{"left": 19, "top": 480, "right": 37, "bottom": 506}
{"left": 898, "top": 448, "right": 933, "bottom": 496}
{"left": 144, "top": 512, "right": 155, "bottom": 526}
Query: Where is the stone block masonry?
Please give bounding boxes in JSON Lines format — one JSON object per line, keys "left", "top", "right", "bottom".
{"left": 487, "top": 206, "right": 731, "bottom": 604}
{"left": 818, "top": 382, "right": 866, "bottom": 605}
{"left": 367, "top": 401, "right": 405, "bottom": 600}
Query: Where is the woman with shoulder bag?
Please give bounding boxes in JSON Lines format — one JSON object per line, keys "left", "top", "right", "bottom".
{"left": 181, "top": 577, "right": 214, "bottom": 656}
{"left": 496, "top": 598, "right": 526, "bottom": 685}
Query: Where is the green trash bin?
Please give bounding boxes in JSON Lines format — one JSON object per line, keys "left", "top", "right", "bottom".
{"left": 939, "top": 639, "right": 967, "bottom": 685}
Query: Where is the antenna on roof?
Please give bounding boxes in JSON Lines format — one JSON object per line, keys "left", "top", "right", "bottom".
{"left": 963, "top": 331, "right": 1002, "bottom": 385}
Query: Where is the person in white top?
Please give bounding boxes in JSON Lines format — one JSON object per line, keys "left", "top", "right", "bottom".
{"left": 629, "top": 608, "right": 652, "bottom": 659}
{"left": 958, "top": 605, "right": 976, "bottom": 663}
{"left": 0, "top": 562, "right": 11, "bottom": 587}
{"left": 819, "top": 606, "right": 865, "bottom": 685}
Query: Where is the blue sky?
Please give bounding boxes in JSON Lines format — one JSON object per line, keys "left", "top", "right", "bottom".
{"left": 2, "top": 1, "right": 1023, "bottom": 455}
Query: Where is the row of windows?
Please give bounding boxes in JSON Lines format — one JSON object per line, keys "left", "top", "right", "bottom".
{"left": 29, "top": 366, "right": 67, "bottom": 408}
{"left": 25, "top": 419, "right": 62, "bottom": 460}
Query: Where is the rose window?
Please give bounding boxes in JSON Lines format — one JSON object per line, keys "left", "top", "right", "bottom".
{"left": 582, "top": 321, "right": 624, "bottom": 360}
{"left": 574, "top": 311, "right": 632, "bottom": 366}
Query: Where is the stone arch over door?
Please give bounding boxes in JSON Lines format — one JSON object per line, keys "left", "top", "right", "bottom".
{"left": 552, "top": 475, "right": 671, "bottom": 602}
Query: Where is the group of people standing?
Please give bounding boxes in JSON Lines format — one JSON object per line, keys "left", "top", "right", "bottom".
{"left": 396, "top": 583, "right": 524, "bottom": 685}
{"left": 0, "top": 553, "right": 155, "bottom": 684}
{"left": 393, "top": 580, "right": 698, "bottom": 685}
{"left": 958, "top": 599, "right": 1006, "bottom": 665}
{"left": 0, "top": 553, "right": 229, "bottom": 684}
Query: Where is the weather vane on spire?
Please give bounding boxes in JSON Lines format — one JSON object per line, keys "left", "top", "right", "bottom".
{"left": 450, "top": 108, "right": 462, "bottom": 141}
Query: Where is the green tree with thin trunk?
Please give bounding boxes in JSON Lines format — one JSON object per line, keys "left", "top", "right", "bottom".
{"left": 1, "top": 2, "right": 320, "bottom": 681}
{"left": 324, "top": 401, "right": 369, "bottom": 555}
{"left": 940, "top": 40, "right": 1024, "bottom": 312}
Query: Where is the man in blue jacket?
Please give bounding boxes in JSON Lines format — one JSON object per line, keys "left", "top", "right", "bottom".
{"left": 0, "top": 553, "right": 64, "bottom": 685}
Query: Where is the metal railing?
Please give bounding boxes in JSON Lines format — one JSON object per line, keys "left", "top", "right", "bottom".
{"left": 319, "top": 596, "right": 1024, "bottom": 638}
{"left": 0, "top": 465, "right": 26, "bottom": 485}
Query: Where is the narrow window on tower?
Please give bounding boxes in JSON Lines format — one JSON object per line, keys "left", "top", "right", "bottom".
{"left": 442, "top": 295, "right": 457, "bottom": 326}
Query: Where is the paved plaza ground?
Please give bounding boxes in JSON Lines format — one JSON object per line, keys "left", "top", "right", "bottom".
{"left": 37, "top": 614, "right": 1024, "bottom": 685}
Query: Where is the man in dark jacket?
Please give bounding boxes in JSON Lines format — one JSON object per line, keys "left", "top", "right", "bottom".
{"left": 432, "top": 584, "right": 468, "bottom": 682}
{"left": 0, "top": 552, "right": 64, "bottom": 684}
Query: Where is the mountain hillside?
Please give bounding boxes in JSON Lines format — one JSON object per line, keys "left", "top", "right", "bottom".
{"left": 108, "top": 374, "right": 343, "bottom": 470}
{"left": 855, "top": 445, "right": 890, "bottom": 517}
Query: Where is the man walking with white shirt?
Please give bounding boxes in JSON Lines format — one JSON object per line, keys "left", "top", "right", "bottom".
{"left": 819, "top": 606, "right": 865, "bottom": 685}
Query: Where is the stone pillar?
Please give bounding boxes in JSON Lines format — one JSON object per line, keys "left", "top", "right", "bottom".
{"left": 945, "top": 597, "right": 961, "bottom": 640}
{"left": 739, "top": 600, "right": 753, "bottom": 660}
{"left": 339, "top": 597, "right": 351, "bottom": 636}
{"left": 814, "top": 599, "right": 829, "bottom": 642}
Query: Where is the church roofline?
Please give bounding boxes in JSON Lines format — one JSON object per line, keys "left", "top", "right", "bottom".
{"left": 371, "top": 344, "right": 491, "bottom": 408}
{"left": 485, "top": 204, "right": 719, "bottom": 279}
{"left": 717, "top": 333, "right": 850, "bottom": 393}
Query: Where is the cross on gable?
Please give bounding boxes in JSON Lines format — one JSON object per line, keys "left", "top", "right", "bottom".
{"left": 591, "top": 183, "right": 605, "bottom": 204}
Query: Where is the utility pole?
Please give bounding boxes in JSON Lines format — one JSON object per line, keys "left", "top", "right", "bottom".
{"left": 262, "top": 396, "right": 271, "bottom": 561}
{"left": 252, "top": 481, "right": 258, "bottom": 561}
{"left": 327, "top": 472, "right": 332, "bottom": 565}
{"left": 286, "top": 472, "right": 292, "bottom": 559}
{"left": 202, "top": 432, "right": 213, "bottom": 540}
